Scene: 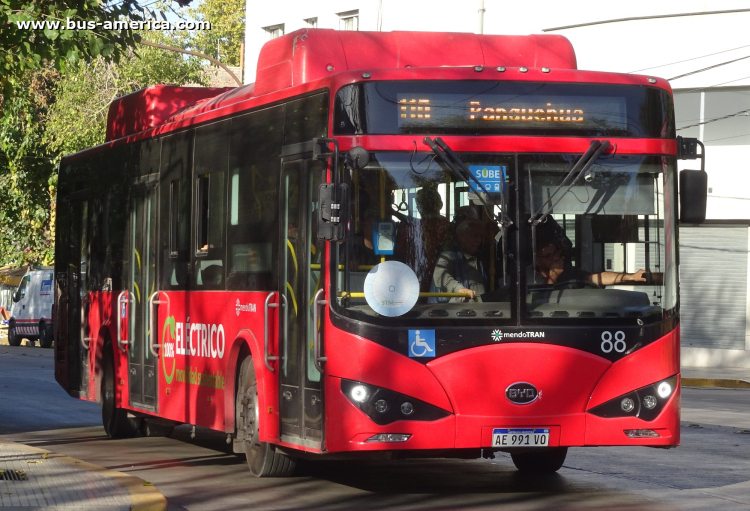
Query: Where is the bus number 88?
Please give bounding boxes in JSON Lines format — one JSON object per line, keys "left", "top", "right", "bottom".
{"left": 601, "top": 331, "right": 626, "bottom": 353}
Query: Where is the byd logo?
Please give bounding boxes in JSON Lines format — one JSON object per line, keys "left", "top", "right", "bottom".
{"left": 506, "top": 382, "right": 541, "bottom": 405}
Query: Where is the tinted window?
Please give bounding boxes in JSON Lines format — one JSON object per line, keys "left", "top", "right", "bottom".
{"left": 226, "top": 106, "right": 284, "bottom": 291}
{"left": 159, "top": 131, "right": 193, "bottom": 290}
{"left": 192, "top": 121, "right": 229, "bottom": 290}
{"left": 284, "top": 93, "right": 329, "bottom": 145}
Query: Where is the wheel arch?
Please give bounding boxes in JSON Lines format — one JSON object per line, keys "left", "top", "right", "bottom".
{"left": 224, "top": 328, "right": 273, "bottom": 440}
{"left": 95, "top": 325, "right": 116, "bottom": 404}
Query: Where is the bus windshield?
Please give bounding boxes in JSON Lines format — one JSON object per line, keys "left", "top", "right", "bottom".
{"left": 521, "top": 154, "right": 677, "bottom": 324}
{"left": 334, "top": 152, "right": 677, "bottom": 327}
{"left": 336, "top": 152, "right": 515, "bottom": 325}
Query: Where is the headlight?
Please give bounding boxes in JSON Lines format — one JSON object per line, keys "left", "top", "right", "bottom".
{"left": 589, "top": 375, "right": 678, "bottom": 422}
{"left": 341, "top": 379, "right": 451, "bottom": 425}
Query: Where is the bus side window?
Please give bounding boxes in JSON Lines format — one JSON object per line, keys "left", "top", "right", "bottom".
{"left": 226, "top": 106, "right": 284, "bottom": 291}
{"left": 192, "top": 121, "right": 228, "bottom": 290}
{"left": 160, "top": 131, "right": 193, "bottom": 290}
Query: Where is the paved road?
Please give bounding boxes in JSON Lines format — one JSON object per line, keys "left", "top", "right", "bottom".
{"left": 2, "top": 345, "right": 750, "bottom": 510}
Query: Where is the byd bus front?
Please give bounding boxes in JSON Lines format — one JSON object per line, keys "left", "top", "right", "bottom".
{"left": 313, "top": 77, "right": 707, "bottom": 472}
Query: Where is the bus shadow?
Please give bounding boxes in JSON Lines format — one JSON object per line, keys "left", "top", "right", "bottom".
{"left": 298, "top": 457, "right": 569, "bottom": 494}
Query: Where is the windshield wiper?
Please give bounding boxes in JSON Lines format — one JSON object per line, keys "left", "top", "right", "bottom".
{"left": 423, "top": 136, "right": 513, "bottom": 286}
{"left": 528, "top": 140, "right": 610, "bottom": 226}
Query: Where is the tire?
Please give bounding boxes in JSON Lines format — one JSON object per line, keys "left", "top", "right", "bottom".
{"left": 39, "top": 322, "right": 53, "bottom": 349}
{"left": 7, "top": 321, "right": 21, "bottom": 347}
{"left": 101, "top": 348, "right": 140, "bottom": 438}
{"left": 511, "top": 447, "right": 568, "bottom": 474}
{"left": 140, "top": 419, "right": 174, "bottom": 438}
{"left": 236, "top": 356, "right": 296, "bottom": 477}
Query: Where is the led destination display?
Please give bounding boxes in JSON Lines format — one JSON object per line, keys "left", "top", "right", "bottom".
{"left": 396, "top": 94, "right": 627, "bottom": 131}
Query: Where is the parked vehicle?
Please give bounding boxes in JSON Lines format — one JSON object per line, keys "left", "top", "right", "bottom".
{"left": 8, "top": 268, "right": 55, "bottom": 348}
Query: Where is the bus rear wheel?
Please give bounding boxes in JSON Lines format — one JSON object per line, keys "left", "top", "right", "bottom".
{"left": 7, "top": 322, "right": 21, "bottom": 347}
{"left": 236, "top": 356, "right": 296, "bottom": 477}
{"left": 101, "top": 348, "right": 140, "bottom": 438}
{"left": 511, "top": 447, "right": 568, "bottom": 474}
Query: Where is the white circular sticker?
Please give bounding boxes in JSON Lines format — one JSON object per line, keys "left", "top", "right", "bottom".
{"left": 363, "top": 261, "right": 420, "bottom": 317}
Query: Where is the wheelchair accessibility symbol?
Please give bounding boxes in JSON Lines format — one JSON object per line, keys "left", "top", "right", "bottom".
{"left": 409, "top": 330, "right": 435, "bottom": 358}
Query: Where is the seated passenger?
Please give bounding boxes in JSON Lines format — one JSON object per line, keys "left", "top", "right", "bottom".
{"left": 395, "top": 188, "right": 451, "bottom": 291}
{"left": 531, "top": 219, "right": 647, "bottom": 288}
{"left": 430, "top": 218, "right": 488, "bottom": 303}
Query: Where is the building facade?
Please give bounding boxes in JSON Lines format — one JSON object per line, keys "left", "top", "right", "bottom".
{"left": 243, "top": 0, "right": 750, "bottom": 367}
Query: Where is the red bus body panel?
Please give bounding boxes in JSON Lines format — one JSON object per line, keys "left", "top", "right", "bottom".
{"left": 55, "top": 28, "right": 682, "bottom": 457}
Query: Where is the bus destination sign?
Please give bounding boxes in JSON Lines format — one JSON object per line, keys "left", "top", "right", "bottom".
{"left": 397, "top": 94, "right": 627, "bottom": 132}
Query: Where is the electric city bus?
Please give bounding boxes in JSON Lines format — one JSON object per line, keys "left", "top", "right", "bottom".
{"left": 54, "top": 29, "right": 707, "bottom": 476}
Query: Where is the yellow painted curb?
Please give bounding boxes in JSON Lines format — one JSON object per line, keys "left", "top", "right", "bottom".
{"left": 682, "top": 377, "right": 750, "bottom": 389}
{"left": 0, "top": 441, "right": 167, "bottom": 511}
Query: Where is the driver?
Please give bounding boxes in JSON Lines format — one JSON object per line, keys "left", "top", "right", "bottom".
{"left": 532, "top": 220, "right": 647, "bottom": 287}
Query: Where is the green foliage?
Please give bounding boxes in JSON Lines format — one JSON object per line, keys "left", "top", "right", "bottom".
{"left": 184, "top": 0, "right": 245, "bottom": 66}
{"left": 44, "top": 30, "right": 207, "bottom": 156}
{"left": 0, "top": 0, "right": 145, "bottom": 101}
{"left": 0, "top": 69, "right": 58, "bottom": 266}
{"left": 0, "top": 29, "right": 206, "bottom": 266}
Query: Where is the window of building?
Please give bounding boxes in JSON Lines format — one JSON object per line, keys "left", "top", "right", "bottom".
{"left": 338, "top": 10, "right": 359, "bottom": 31}
{"left": 304, "top": 17, "right": 318, "bottom": 28}
{"left": 263, "top": 24, "right": 285, "bottom": 40}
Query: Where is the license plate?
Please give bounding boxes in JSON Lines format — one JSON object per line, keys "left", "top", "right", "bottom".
{"left": 492, "top": 428, "right": 550, "bottom": 447}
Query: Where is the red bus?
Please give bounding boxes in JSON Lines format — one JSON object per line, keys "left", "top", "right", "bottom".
{"left": 54, "top": 29, "right": 707, "bottom": 476}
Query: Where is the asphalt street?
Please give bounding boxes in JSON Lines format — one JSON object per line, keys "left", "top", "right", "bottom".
{"left": 2, "top": 345, "right": 750, "bottom": 510}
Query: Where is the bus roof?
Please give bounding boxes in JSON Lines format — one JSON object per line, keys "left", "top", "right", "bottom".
{"left": 104, "top": 29, "right": 577, "bottom": 142}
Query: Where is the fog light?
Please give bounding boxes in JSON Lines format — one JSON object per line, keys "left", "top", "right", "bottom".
{"left": 365, "top": 433, "right": 411, "bottom": 443}
{"left": 658, "top": 382, "right": 672, "bottom": 398}
{"left": 620, "top": 398, "right": 635, "bottom": 412}
{"left": 643, "top": 395, "right": 657, "bottom": 409}
{"left": 374, "top": 399, "right": 389, "bottom": 413}
{"left": 624, "top": 429, "right": 660, "bottom": 438}
{"left": 351, "top": 385, "right": 369, "bottom": 403}
{"left": 401, "top": 402, "right": 414, "bottom": 415}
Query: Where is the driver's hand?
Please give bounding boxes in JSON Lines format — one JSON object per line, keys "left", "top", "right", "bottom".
{"left": 458, "top": 288, "right": 476, "bottom": 301}
{"left": 625, "top": 269, "right": 647, "bottom": 282}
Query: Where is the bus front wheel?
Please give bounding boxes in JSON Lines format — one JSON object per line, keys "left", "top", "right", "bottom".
{"left": 236, "top": 356, "right": 296, "bottom": 477}
{"left": 101, "top": 347, "right": 140, "bottom": 438}
{"left": 511, "top": 447, "right": 568, "bottom": 474}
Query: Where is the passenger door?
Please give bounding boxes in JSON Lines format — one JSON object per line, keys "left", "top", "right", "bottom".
{"left": 123, "top": 178, "right": 159, "bottom": 410}
{"left": 66, "top": 195, "right": 90, "bottom": 399}
{"left": 278, "top": 147, "right": 326, "bottom": 449}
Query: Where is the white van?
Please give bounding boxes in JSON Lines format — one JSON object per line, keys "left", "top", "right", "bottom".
{"left": 8, "top": 268, "right": 55, "bottom": 348}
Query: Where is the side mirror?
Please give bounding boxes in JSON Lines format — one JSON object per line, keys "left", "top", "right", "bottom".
{"left": 347, "top": 147, "right": 370, "bottom": 170}
{"left": 318, "top": 183, "right": 350, "bottom": 241}
{"left": 679, "top": 169, "right": 707, "bottom": 224}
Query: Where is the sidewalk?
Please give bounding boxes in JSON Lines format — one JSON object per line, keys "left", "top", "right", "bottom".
{"left": 681, "top": 366, "right": 750, "bottom": 388}
{"left": 0, "top": 440, "right": 166, "bottom": 510}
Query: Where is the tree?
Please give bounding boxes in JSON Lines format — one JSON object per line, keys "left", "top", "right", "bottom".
{"left": 184, "top": 0, "right": 245, "bottom": 66}
{"left": 0, "top": 0, "right": 146, "bottom": 101}
{"left": 44, "top": 30, "right": 207, "bottom": 156}
{"left": 0, "top": 68, "right": 58, "bottom": 266}
{"left": 0, "top": 30, "right": 206, "bottom": 266}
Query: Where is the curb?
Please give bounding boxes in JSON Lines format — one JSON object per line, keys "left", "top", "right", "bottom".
{"left": 682, "top": 377, "right": 750, "bottom": 389}
{"left": 0, "top": 441, "right": 167, "bottom": 511}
